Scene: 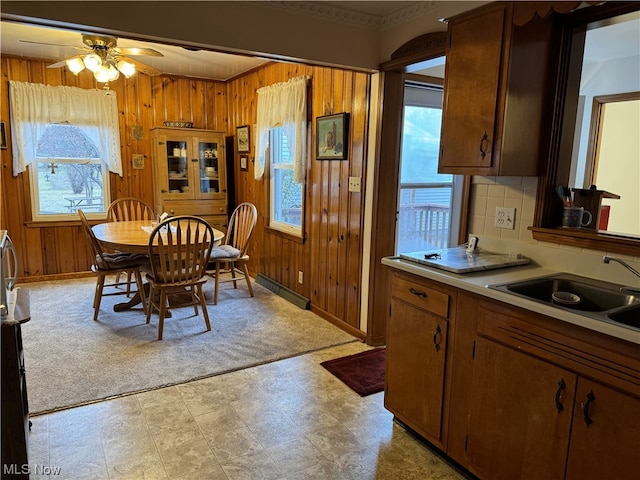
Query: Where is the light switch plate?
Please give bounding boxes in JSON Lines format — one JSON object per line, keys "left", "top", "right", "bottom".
{"left": 495, "top": 207, "right": 515, "bottom": 229}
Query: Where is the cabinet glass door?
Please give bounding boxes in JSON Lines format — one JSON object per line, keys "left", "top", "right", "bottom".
{"left": 197, "top": 140, "right": 222, "bottom": 198}
{"left": 164, "top": 138, "right": 190, "bottom": 196}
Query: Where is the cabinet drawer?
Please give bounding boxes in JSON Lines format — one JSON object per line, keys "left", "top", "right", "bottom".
{"left": 391, "top": 275, "right": 450, "bottom": 318}
{"left": 162, "top": 202, "right": 227, "bottom": 217}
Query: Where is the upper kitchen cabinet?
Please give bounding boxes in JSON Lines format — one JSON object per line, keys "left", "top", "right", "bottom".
{"left": 439, "top": 2, "right": 556, "bottom": 176}
{"left": 151, "top": 127, "right": 228, "bottom": 231}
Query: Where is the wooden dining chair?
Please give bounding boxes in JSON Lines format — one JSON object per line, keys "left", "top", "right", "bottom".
{"left": 206, "top": 202, "right": 257, "bottom": 304}
{"left": 145, "top": 215, "right": 215, "bottom": 340}
{"left": 107, "top": 197, "right": 156, "bottom": 296}
{"left": 77, "top": 209, "right": 149, "bottom": 321}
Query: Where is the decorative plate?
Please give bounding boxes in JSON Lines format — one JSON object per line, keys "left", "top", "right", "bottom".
{"left": 163, "top": 121, "right": 194, "bottom": 128}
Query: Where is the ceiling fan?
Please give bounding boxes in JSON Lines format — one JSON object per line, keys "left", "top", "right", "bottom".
{"left": 22, "top": 33, "right": 164, "bottom": 83}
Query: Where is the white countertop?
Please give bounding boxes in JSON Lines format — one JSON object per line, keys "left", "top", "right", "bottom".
{"left": 382, "top": 256, "right": 640, "bottom": 345}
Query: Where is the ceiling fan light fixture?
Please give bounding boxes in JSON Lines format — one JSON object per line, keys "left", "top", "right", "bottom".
{"left": 94, "top": 63, "right": 119, "bottom": 83}
{"left": 84, "top": 53, "right": 102, "bottom": 72}
{"left": 66, "top": 57, "right": 85, "bottom": 75}
{"left": 116, "top": 59, "right": 136, "bottom": 78}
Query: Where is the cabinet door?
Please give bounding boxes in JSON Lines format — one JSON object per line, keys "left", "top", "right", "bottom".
{"left": 385, "top": 298, "right": 448, "bottom": 444}
{"left": 566, "top": 378, "right": 640, "bottom": 480}
{"left": 155, "top": 134, "right": 192, "bottom": 199}
{"left": 439, "top": 6, "right": 505, "bottom": 172}
{"left": 192, "top": 136, "right": 227, "bottom": 201}
{"left": 467, "top": 337, "right": 575, "bottom": 480}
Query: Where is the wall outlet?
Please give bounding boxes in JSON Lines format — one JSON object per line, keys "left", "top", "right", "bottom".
{"left": 495, "top": 206, "right": 515, "bottom": 229}
{"left": 298, "top": 270, "right": 303, "bottom": 284}
{"left": 348, "top": 176, "right": 361, "bottom": 192}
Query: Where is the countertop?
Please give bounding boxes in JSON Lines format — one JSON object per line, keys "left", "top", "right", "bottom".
{"left": 382, "top": 256, "right": 640, "bottom": 345}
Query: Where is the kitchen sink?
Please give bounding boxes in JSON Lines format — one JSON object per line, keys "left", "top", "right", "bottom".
{"left": 489, "top": 273, "right": 640, "bottom": 331}
{"left": 608, "top": 305, "right": 640, "bottom": 329}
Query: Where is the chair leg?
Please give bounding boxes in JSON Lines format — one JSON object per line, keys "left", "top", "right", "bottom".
{"left": 94, "top": 274, "right": 106, "bottom": 321}
{"left": 231, "top": 262, "right": 238, "bottom": 289}
{"left": 146, "top": 284, "right": 155, "bottom": 324}
{"left": 198, "top": 283, "right": 211, "bottom": 332}
{"left": 134, "top": 269, "right": 147, "bottom": 316}
{"left": 241, "top": 263, "right": 254, "bottom": 297}
{"left": 191, "top": 286, "right": 199, "bottom": 316}
{"left": 214, "top": 262, "right": 221, "bottom": 305}
{"left": 157, "top": 289, "right": 167, "bottom": 340}
{"left": 126, "top": 271, "right": 133, "bottom": 297}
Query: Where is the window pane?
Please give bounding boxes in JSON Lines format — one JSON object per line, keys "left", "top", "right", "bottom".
{"left": 272, "top": 167, "right": 302, "bottom": 227}
{"left": 36, "top": 162, "right": 106, "bottom": 215}
{"left": 270, "top": 127, "right": 303, "bottom": 234}
{"left": 398, "top": 187, "right": 451, "bottom": 253}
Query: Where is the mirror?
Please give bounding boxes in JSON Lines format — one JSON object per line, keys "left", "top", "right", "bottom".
{"left": 568, "top": 12, "right": 640, "bottom": 237}
{"left": 533, "top": 2, "right": 640, "bottom": 255}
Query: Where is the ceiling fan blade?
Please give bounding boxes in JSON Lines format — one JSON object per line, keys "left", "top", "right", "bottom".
{"left": 47, "top": 55, "right": 82, "bottom": 69}
{"left": 112, "top": 47, "right": 164, "bottom": 57}
{"left": 20, "top": 39, "right": 88, "bottom": 52}
{"left": 121, "top": 57, "right": 162, "bottom": 76}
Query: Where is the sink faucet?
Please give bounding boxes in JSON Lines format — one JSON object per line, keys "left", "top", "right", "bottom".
{"left": 603, "top": 256, "right": 640, "bottom": 295}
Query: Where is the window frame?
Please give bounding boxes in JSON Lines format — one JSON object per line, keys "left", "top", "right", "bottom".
{"left": 28, "top": 156, "right": 111, "bottom": 223}
{"left": 267, "top": 126, "right": 305, "bottom": 240}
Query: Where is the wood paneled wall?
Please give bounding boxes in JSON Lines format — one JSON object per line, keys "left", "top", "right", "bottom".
{"left": 0, "top": 55, "right": 228, "bottom": 278}
{"left": 226, "top": 63, "right": 370, "bottom": 335}
{"left": 1, "top": 56, "right": 372, "bottom": 336}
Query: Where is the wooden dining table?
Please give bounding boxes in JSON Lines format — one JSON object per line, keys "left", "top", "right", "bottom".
{"left": 92, "top": 219, "right": 225, "bottom": 313}
{"left": 92, "top": 219, "right": 224, "bottom": 255}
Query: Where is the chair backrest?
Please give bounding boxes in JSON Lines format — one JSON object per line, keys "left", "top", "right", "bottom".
{"left": 107, "top": 197, "right": 155, "bottom": 222}
{"left": 224, "top": 202, "right": 257, "bottom": 256}
{"left": 78, "top": 209, "right": 109, "bottom": 269}
{"left": 148, "top": 216, "right": 214, "bottom": 284}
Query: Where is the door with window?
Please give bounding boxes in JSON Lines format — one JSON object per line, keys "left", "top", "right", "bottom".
{"left": 396, "top": 83, "right": 462, "bottom": 254}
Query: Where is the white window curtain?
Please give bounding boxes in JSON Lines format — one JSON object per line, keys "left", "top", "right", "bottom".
{"left": 255, "top": 75, "right": 308, "bottom": 183}
{"left": 9, "top": 81, "right": 123, "bottom": 177}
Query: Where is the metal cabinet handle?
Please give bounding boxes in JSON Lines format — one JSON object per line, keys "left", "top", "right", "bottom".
{"left": 555, "top": 378, "right": 566, "bottom": 413}
{"left": 409, "top": 287, "right": 427, "bottom": 298}
{"left": 581, "top": 390, "right": 596, "bottom": 426}
{"left": 433, "top": 324, "right": 442, "bottom": 352}
{"left": 479, "top": 131, "right": 488, "bottom": 159}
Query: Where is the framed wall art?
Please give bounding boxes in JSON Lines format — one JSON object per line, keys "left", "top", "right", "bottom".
{"left": 316, "top": 113, "right": 348, "bottom": 160}
{"left": 240, "top": 155, "right": 249, "bottom": 171}
{"left": 236, "top": 125, "right": 250, "bottom": 153}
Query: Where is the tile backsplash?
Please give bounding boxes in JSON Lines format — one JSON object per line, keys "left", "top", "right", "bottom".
{"left": 468, "top": 176, "right": 640, "bottom": 286}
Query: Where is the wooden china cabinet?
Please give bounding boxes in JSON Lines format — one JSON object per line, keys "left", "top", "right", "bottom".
{"left": 150, "top": 127, "right": 228, "bottom": 231}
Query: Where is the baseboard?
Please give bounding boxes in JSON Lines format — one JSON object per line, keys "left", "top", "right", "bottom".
{"left": 255, "top": 274, "right": 310, "bottom": 310}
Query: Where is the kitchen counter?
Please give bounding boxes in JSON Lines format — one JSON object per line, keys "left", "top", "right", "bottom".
{"left": 382, "top": 256, "right": 640, "bottom": 345}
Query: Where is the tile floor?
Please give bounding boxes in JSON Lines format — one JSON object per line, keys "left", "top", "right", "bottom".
{"left": 27, "top": 342, "right": 471, "bottom": 480}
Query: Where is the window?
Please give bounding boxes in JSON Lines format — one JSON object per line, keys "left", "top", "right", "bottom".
{"left": 269, "top": 126, "right": 303, "bottom": 236}
{"left": 396, "top": 83, "right": 463, "bottom": 254}
{"left": 9, "top": 81, "right": 122, "bottom": 222}
{"left": 28, "top": 124, "right": 110, "bottom": 221}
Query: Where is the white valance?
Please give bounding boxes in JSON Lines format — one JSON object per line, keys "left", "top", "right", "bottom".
{"left": 9, "top": 81, "right": 123, "bottom": 176}
{"left": 255, "top": 76, "right": 308, "bottom": 183}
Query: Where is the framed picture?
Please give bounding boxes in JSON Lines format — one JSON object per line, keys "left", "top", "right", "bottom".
{"left": 236, "top": 125, "right": 250, "bottom": 153}
{"left": 240, "top": 155, "right": 248, "bottom": 171}
{"left": 0, "top": 122, "right": 7, "bottom": 149}
{"left": 316, "top": 113, "right": 348, "bottom": 160}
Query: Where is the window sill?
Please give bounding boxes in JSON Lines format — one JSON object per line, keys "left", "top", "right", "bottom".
{"left": 530, "top": 227, "right": 640, "bottom": 257}
{"left": 265, "top": 226, "right": 305, "bottom": 244}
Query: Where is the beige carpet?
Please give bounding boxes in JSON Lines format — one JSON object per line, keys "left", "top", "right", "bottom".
{"left": 21, "top": 276, "right": 358, "bottom": 415}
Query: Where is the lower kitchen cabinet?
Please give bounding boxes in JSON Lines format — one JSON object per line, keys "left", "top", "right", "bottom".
{"left": 566, "top": 378, "right": 640, "bottom": 480}
{"left": 385, "top": 272, "right": 454, "bottom": 448}
{"left": 383, "top": 266, "right": 640, "bottom": 480}
{"left": 466, "top": 337, "right": 575, "bottom": 480}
